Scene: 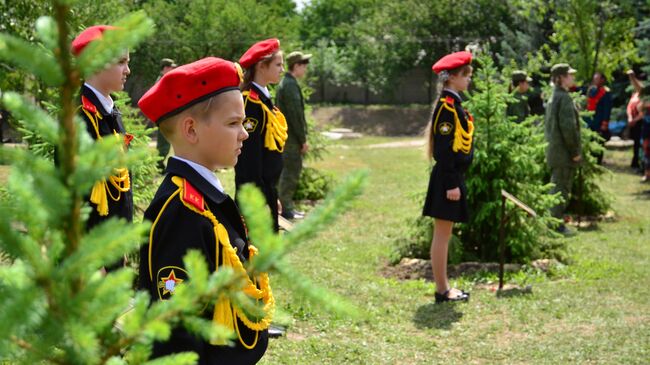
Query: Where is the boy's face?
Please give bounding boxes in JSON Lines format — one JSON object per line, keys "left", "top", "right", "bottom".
{"left": 195, "top": 90, "right": 248, "bottom": 170}
{"left": 292, "top": 63, "right": 308, "bottom": 79}
{"left": 94, "top": 52, "right": 130, "bottom": 93}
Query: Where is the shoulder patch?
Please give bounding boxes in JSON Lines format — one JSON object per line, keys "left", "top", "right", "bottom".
{"left": 438, "top": 121, "right": 454, "bottom": 135}
{"left": 182, "top": 179, "right": 205, "bottom": 212}
{"left": 243, "top": 117, "right": 259, "bottom": 132}
{"left": 445, "top": 96, "right": 455, "bottom": 105}
{"left": 81, "top": 95, "right": 98, "bottom": 114}
{"left": 156, "top": 266, "right": 187, "bottom": 300}
{"left": 124, "top": 133, "right": 134, "bottom": 147}
{"left": 249, "top": 90, "right": 260, "bottom": 100}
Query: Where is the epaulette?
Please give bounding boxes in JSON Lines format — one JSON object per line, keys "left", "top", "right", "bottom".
{"left": 81, "top": 95, "right": 98, "bottom": 114}
{"left": 181, "top": 179, "right": 205, "bottom": 213}
{"left": 444, "top": 96, "right": 455, "bottom": 105}
{"left": 248, "top": 89, "right": 260, "bottom": 101}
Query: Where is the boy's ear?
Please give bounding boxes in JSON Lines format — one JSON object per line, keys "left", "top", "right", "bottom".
{"left": 180, "top": 116, "right": 199, "bottom": 144}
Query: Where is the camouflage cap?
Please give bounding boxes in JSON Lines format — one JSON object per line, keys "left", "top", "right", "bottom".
{"left": 286, "top": 51, "right": 312, "bottom": 67}
{"left": 550, "top": 63, "right": 577, "bottom": 77}
{"left": 511, "top": 70, "right": 532, "bottom": 83}
{"left": 160, "top": 58, "right": 177, "bottom": 68}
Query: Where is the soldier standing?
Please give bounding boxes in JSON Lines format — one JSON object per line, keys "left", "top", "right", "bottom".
{"left": 506, "top": 70, "right": 532, "bottom": 124}
{"left": 155, "top": 58, "right": 177, "bottom": 173}
{"left": 545, "top": 64, "right": 581, "bottom": 235}
{"left": 276, "top": 51, "right": 312, "bottom": 220}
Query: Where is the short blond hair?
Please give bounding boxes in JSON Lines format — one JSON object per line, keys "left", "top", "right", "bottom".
{"left": 157, "top": 94, "right": 225, "bottom": 139}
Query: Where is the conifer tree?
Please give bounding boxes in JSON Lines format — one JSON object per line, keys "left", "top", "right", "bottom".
{"left": 0, "top": 2, "right": 366, "bottom": 364}
{"left": 462, "top": 54, "right": 560, "bottom": 262}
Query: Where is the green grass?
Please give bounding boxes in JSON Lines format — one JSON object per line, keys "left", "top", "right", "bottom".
{"left": 0, "top": 165, "right": 9, "bottom": 185}
{"left": 253, "top": 138, "right": 649, "bottom": 365}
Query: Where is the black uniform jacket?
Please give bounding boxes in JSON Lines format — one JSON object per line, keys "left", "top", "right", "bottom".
{"left": 79, "top": 84, "right": 134, "bottom": 229}
{"left": 139, "top": 157, "right": 268, "bottom": 364}
{"left": 235, "top": 84, "right": 283, "bottom": 231}
{"left": 422, "top": 90, "right": 474, "bottom": 222}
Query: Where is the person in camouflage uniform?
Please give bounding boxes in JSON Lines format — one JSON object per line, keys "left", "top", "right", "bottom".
{"left": 506, "top": 70, "right": 532, "bottom": 123}
{"left": 545, "top": 63, "right": 582, "bottom": 235}
{"left": 276, "top": 51, "right": 311, "bottom": 219}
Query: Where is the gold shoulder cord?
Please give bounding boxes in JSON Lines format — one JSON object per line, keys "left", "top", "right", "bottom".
{"left": 243, "top": 91, "right": 288, "bottom": 152}
{"left": 439, "top": 99, "right": 474, "bottom": 154}
{"left": 80, "top": 106, "right": 131, "bottom": 216}
{"left": 169, "top": 176, "right": 275, "bottom": 349}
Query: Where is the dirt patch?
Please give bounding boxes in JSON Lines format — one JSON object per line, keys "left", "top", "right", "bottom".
{"left": 311, "top": 105, "right": 430, "bottom": 136}
{"left": 381, "top": 258, "right": 524, "bottom": 281}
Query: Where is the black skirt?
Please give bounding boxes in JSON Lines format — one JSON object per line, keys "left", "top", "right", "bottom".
{"left": 422, "top": 164, "right": 469, "bottom": 223}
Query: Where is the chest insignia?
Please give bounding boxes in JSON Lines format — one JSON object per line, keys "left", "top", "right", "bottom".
{"left": 244, "top": 117, "right": 258, "bottom": 132}
{"left": 157, "top": 267, "right": 186, "bottom": 299}
{"left": 439, "top": 121, "right": 453, "bottom": 135}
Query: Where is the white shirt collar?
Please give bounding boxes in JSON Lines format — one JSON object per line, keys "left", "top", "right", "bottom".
{"left": 443, "top": 88, "right": 462, "bottom": 101}
{"left": 252, "top": 82, "right": 271, "bottom": 100}
{"left": 84, "top": 82, "right": 114, "bottom": 114}
{"left": 170, "top": 156, "right": 224, "bottom": 193}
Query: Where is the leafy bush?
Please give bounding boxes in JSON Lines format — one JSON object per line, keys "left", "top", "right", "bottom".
{"left": 566, "top": 125, "right": 612, "bottom": 216}
{"left": 460, "top": 54, "right": 563, "bottom": 263}
{"left": 396, "top": 53, "right": 565, "bottom": 265}
{"left": 294, "top": 166, "right": 333, "bottom": 201}
{"left": 294, "top": 93, "right": 333, "bottom": 202}
{"left": 113, "top": 92, "right": 160, "bottom": 215}
{"left": 390, "top": 214, "right": 464, "bottom": 266}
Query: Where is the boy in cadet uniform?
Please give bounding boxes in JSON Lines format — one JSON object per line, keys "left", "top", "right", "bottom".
{"left": 71, "top": 25, "right": 134, "bottom": 269}
{"left": 138, "top": 57, "right": 273, "bottom": 364}
{"left": 155, "top": 58, "right": 177, "bottom": 173}
{"left": 545, "top": 63, "right": 581, "bottom": 235}
{"left": 506, "top": 70, "right": 532, "bottom": 124}
{"left": 276, "top": 51, "right": 312, "bottom": 220}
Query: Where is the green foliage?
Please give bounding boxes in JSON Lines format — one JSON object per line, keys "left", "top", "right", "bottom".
{"left": 130, "top": 0, "right": 299, "bottom": 90}
{"left": 566, "top": 127, "right": 612, "bottom": 215}
{"left": 0, "top": 5, "right": 367, "bottom": 363}
{"left": 113, "top": 92, "right": 159, "bottom": 214}
{"left": 294, "top": 166, "right": 333, "bottom": 201}
{"left": 544, "top": 0, "right": 640, "bottom": 80}
{"left": 237, "top": 170, "right": 368, "bottom": 317}
{"left": 460, "top": 54, "right": 562, "bottom": 263}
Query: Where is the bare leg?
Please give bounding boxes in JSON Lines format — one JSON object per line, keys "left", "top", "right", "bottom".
{"left": 431, "top": 218, "right": 453, "bottom": 295}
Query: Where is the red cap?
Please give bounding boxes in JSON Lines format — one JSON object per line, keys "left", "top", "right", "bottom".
{"left": 238, "top": 38, "right": 281, "bottom": 69}
{"left": 71, "top": 25, "right": 117, "bottom": 56}
{"left": 431, "top": 51, "right": 472, "bottom": 74}
{"left": 138, "top": 57, "right": 243, "bottom": 124}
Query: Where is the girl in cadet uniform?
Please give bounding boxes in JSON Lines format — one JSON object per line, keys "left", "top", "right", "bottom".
{"left": 236, "top": 38, "right": 288, "bottom": 232}
{"left": 423, "top": 51, "right": 474, "bottom": 303}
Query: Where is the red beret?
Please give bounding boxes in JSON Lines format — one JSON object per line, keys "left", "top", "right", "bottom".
{"left": 71, "top": 25, "right": 117, "bottom": 56}
{"left": 431, "top": 51, "right": 472, "bottom": 74}
{"left": 138, "top": 57, "right": 243, "bottom": 124}
{"left": 238, "top": 38, "right": 281, "bottom": 69}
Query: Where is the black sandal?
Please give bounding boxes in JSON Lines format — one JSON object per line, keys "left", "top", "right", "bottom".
{"left": 435, "top": 289, "right": 470, "bottom": 303}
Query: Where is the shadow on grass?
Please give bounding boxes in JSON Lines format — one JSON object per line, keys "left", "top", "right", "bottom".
{"left": 412, "top": 302, "right": 463, "bottom": 330}
{"left": 496, "top": 285, "right": 533, "bottom": 298}
{"left": 632, "top": 188, "right": 650, "bottom": 199}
